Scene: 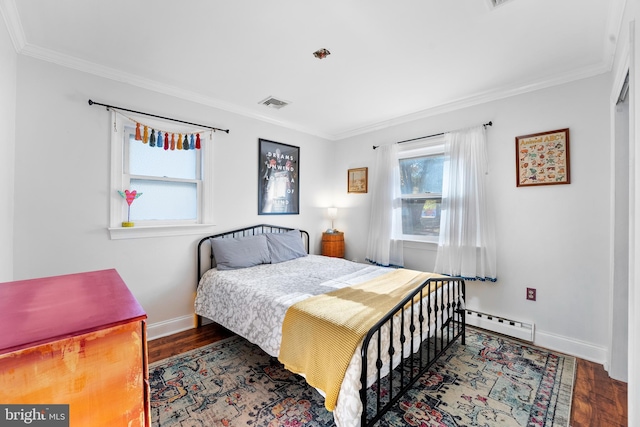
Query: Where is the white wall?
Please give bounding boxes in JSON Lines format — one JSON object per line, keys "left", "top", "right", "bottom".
{"left": 0, "top": 17, "right": 16, "bottom": 282}
{"left": 12, "top": 56, "right": 333, "bottom": 337}
{"left": 333, "top": 74, "right": 613, "bottom": 363}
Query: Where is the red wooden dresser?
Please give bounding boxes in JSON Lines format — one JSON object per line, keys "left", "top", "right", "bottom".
{"left": 0, "top": 269, "right": 149, "bottom": 426}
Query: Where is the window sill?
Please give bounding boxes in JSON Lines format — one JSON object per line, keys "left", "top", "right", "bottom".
{"left": 403, "top": 239, "right": 438, "bottom": 250}
{"left": 108, "top": 223, "right": 216, "bottom": 240}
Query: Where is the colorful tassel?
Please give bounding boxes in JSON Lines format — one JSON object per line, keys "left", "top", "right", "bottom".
{"left": 131, "top": 125, "right": 206, "bottom": 151}
{"left": 135, "top": 123, "right": 142, "bottom": 140}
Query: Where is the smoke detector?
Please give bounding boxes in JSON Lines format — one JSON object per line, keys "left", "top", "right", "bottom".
{"left": 259, "top": 96, "right": 290, "bottom": 109}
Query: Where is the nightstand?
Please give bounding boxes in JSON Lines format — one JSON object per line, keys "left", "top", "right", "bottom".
{"left": 322, "top": 231, "right": 345, "bottom": 258}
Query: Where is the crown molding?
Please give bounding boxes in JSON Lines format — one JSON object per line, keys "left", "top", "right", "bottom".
{"left": 0, "top": 0, "right": 25, "bottom": 52}
{"left": 5, "top": 0, "right": 623, "bottom": 143}
{"left": 17, "top": 43, "right": 335, "bottom": 141}
{"left": 333, "top": 61, "right": 612, "bottom": 141}
{"left": 14, "top": 41, "right": 614, "bottom": 143}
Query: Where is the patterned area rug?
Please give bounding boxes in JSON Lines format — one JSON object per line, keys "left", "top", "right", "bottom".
{"left": 149, "top": 328, "right": 575, "bottom": 426}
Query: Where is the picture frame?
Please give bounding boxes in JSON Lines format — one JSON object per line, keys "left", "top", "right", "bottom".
{"left": 516, "top": 128, "right": 570, "bottom": 187}
{"left": 258, "top": 138, "right": 299, "bottom": 215}
{"left": 347, "top": 167, "right": 368, "bottom": 193}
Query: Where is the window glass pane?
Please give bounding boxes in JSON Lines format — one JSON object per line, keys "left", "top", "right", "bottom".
{"left": 128, "top": 134, "right": 197, "bottom": 179}
{"left": 401, "top": 198, "right": 441, "bottom": 236}
{"left": 399, "top": 155, "right": 444, "bottom": 195}
{"left": 129, "top": 179, "right": 197, "bottom": 221}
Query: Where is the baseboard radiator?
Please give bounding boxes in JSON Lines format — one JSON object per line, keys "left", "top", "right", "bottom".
{"left": 465, "top": 309, "right": 535, "bottom": 342}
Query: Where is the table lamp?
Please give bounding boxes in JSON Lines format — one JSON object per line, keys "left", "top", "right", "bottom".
{"left": 327, "top": 207, "right": 338, "bottom": 233}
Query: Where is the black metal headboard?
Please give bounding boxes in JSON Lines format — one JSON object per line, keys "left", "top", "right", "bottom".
{"left": 196, "top": 224, "right": 310, "bottom": 280}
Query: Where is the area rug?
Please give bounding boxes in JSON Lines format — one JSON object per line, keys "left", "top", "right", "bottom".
{"left": 149, "top": 328, "right": 575, "bottom": 426}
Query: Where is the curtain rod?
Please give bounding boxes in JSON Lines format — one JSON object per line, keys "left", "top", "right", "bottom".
{"left": 88, "top": 99, "right": 230, "bottom": 133}
{"left": 372, "top": 121, "right": 492, "bottom": 149}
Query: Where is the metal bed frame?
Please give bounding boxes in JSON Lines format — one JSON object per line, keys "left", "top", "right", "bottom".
{"left": 196, "top": 224, "right": 466, "bottom": 427}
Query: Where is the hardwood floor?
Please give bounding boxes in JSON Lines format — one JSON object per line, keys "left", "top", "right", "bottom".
{"left": 571, "top": 359, "right": 628, "bottom": 427}
{"left": 147, "top": 323, "right": 628, "bottom": 426}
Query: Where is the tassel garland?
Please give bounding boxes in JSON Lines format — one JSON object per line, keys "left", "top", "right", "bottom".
{"left": 129, "top": 117, "right": 213, "bottom": 153}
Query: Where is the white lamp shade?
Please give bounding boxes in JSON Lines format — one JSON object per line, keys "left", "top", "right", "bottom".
{"left": 328, "top": 207, "right": 338, "bottom": 219}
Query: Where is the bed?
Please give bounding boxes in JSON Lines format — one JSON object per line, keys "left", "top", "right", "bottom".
{"left": 195, "top": 224, "right": 466, "bottom": 427}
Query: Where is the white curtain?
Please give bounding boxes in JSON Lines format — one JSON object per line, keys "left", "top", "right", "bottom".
{"left": 434, "top": 125, "right": 497, "bottom": 281}
{"left": 365, "top": 144, "right": 404, "bottom": 267}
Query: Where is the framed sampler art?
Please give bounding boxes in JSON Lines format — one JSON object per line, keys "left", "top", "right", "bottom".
{"left": 258, "top": 138, "right": 299, "bottom": 214}
{"left": 516, "top": 128, "right": 570, "bottom": 187}
{"left": 347, "top": 167, "right": 368, "bottom": 193}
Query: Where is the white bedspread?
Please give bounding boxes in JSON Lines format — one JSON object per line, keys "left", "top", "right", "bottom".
{"left": 195, "top": 255, "right": 458, "bottom": 427}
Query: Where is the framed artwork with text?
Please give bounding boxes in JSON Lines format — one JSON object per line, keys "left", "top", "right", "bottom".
{"left": 258, "top": 138, "right": 299, "bottom": 214}
{"left": 516, "top": 128, "right": 570, "bottom": 187}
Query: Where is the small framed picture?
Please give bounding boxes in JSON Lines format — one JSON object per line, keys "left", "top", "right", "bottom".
{"left": 516, "top": 128, "right": 570, "bottom": 187}
{"left": 347, "top": 167, "right": 368, "bottom": 193}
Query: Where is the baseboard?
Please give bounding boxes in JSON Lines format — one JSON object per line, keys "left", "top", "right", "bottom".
{"left": 534, "top": 329, "right": 608, "bottom": 366}
{"left": 147, "top": 314, "right": 195, "bottom": 341}
{"left": 146, "top": 315, "right": 609, "bottom": 367}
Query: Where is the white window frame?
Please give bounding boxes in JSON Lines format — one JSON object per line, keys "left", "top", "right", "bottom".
{"left": 108, "top": 111, "right": 215, "bottom": 239}
{"left": 397, "top": 136, "right": 445, "bottom": 244}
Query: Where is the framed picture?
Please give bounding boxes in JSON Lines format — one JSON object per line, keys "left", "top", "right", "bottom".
{"left": 516, "top": 128, "right": 570, "bottom": 187}
{"left": 347, "top": 167, "right": 368, "bottom": 193}
{"left": 258, "top": 138, "right": 299, "bottom": 214}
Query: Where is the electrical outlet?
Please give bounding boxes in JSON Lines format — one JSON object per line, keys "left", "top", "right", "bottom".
{"left": 526, "top": 287, "right": 536, "bottom": 301}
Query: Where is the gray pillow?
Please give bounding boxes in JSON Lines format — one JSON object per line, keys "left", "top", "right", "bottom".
{"left": 265, "top": 230, "right": 307, "bottom": 264}
{"left": 210, "top": 234, "right": 270, "bottom": 270}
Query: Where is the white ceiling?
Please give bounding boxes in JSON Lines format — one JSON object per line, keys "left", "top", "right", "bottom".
{"left": 1, "top": 0, "right": 626, "bottom": 139}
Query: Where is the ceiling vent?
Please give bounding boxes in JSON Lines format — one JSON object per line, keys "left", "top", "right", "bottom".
{"left": 259, "top": 96, "right": 290, "bottom": 109}
{"left": 486, "top": 0, "right": 512, "bottom": 9}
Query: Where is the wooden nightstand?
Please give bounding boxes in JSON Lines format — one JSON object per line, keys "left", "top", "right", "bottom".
{"left": 322, "top": 231, "right": 345, "bottom": 258}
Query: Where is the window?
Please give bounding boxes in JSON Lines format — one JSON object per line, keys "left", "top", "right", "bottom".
{"left": 398, "top": 137, "right": 445, "bottom": 243}
{"left": 126, "top": 128, "right": 199, "bottom": 222}
{"left": 109, "top": 112, "right": 214, "bottom": 239}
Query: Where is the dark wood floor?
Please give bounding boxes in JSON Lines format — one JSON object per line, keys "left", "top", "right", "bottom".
{"left": 147, "top": 323, "right": 628, "bottom": 426}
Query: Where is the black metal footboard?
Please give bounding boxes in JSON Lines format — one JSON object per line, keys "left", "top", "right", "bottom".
{"left": 359, "top": 277, "right": 466, "bottom": 427}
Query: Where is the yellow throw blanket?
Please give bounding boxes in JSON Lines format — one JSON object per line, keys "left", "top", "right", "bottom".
{"left": 278, "top": 269, "right": 445, "bottom": 411}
